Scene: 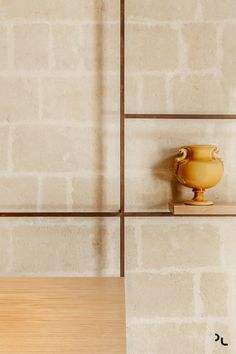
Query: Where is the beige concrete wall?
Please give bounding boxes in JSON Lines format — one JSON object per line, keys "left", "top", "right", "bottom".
{"left": 0, "top": 0, "right": 235, "bottom": 352}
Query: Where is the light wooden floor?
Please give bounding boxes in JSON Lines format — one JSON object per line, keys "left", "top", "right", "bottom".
{"left": 0, "top": 277, "right": 126, "bottom": 354}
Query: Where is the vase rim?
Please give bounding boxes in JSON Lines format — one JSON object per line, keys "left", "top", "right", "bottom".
{"left": 180, "top": 144, "right": 217, "bottom": 149}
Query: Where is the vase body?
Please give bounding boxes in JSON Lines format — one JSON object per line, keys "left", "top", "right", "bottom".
{"left": 174, "top": 145, "right": 224, "bottom": 205}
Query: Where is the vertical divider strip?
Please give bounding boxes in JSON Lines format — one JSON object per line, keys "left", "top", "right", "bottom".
{"left": 120, "top": 0, "right": 125, "bottom": 277}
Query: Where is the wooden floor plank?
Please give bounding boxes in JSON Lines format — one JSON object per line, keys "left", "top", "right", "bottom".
{"left": 0, "top": 277, "right": 126, "bottom": 354}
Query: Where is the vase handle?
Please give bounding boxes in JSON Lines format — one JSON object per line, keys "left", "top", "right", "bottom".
{"left": 212, "top": 146, "right": 219, "bottom": 159}
{"left": 176, "top": 147, "right": 188, "bottom": 162}
{"left": 174, "top": 147, "right": 188, "bottom": 175}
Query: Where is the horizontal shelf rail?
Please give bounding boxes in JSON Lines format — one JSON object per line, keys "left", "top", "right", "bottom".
{"left": 0, "top": 211, "right": 235, "bottom": 217}
{"left": 0, "top": 211, "right": 120, "bottom": 218}
{"left": 124, "top": 211, "right": 172, "bottom": 217}
{"left": 125, "top": 114, "right": 236, "bottom": 120}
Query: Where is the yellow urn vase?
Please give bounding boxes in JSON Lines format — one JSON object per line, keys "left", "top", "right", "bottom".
{"left": 174, "top": 145, "right": 224, "bottom": 206}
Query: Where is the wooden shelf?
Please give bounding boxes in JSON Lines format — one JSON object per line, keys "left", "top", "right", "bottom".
{"left": 169, "top": 202, "right": 236, "bottom": 215}
{"left": 0, "top": 277, "right": 126, "bottom": 354}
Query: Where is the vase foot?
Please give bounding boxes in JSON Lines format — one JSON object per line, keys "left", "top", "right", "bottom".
{"left": 184, "top": 200, "right": 213, "bottom": 206}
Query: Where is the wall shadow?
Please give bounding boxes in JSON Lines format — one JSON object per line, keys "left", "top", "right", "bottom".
{"left": 152, "top": 148, "right": 183, "bottom": 205}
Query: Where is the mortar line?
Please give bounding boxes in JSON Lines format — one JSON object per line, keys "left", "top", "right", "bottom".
{"left": 48, "top": 24, "right": 54, "bottom": 71}
{"left": 195, "top": 0, "right": 203, "bottom": 21}
{"left": 7, "top": 24, "right": 14, "bottom": 70}
{"left": 7, "top": 124, "right": 13, "bottom": 172}
{"left": 205, "top": 319, "right": 214, "bottom": 354}
{"left": 193, "top": 272, "right": 203, "bottom": 319}
{"left": 37, "top": 176, "right": 43, "bottom": 211}
{"left": 216, "top": 23, "right": 224, "bottom": 79}
{"left": 66, "top": 176, "right": 73, "bottom": 213}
